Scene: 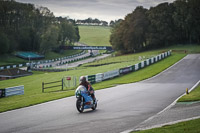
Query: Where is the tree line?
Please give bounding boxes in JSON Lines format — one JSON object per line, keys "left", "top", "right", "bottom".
{"left": 110, "top": 0, "right": 200, "bottom": 54}
{"left": 0, "top": 0, "right": 80, "bottom": 55}
{"left": 76, "top": 18, "right": 108, "bottom": 26}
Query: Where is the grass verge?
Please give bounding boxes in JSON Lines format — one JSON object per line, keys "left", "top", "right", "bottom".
{"left": 178, "top": 84, "right": 200, "bottom": 102}
{"left": 132, "top": 118, "right": 200, "bottom": 133}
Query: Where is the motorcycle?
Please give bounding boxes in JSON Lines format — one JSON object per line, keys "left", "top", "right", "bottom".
{"left": 75, "top": 85, "right": 97, "bottom": 113}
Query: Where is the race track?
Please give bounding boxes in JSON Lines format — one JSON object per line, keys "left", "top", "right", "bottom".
{"left": 0, "top": 54, "right": 200, "bottom": 133}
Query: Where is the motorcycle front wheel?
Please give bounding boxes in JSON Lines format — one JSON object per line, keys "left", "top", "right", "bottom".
{"left": 91, "top": 102, "right": 97, "bottom": 110}
{"left": 76, "top": 99, "right": 84, "bottom": 113}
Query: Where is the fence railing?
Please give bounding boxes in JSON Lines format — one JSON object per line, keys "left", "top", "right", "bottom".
{"left": 42, "top": 80, "right": 63, "bottom": 92}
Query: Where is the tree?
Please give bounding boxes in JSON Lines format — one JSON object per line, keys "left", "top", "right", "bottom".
{"left": 59, "top": 21, "right": 79, "bottom": 46}
{"left": 124, "top": 6, "right": 149, "bottom": 52}
{"left": 109, "top": 20, "right": 115, "bottom": 26}
{"left": 40, "top": 25, "right": 59, "bottom": 54}
{"left": 146, "top": 3, "right": 175, "bottom": 48}
{"left": 110, "top": 6, "right": 149, "bottom": 53}
{"left": 75, "top": 26, "right": 80, "bottom": 42}
{"left": 18, "top": 27, "right": 32, "bottom": 51}
{"left": 110, "top": 20, "right": 125, "bottom": 53}
{"left": 110, "top": 19, "right": 123, "bottom": 27}
{"left": 187, "top": 0, "right": 200, "bottom": 43}
{"left": 173, "top": 0, "right": 189, "bottom": 44}
{"left": 0, "top": 31, "right": 9, "bottom": 55}
{"left": 0, "top": 0, "right": 80, "bottom": 55}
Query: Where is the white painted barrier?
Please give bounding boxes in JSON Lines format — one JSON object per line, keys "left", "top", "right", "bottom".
{"left": 103, "top": 69, "right": 119, "bottom": 80}
{"left": 165, "top": 52, "right": 167, "bottom": 57}
{"left": 158, "top": 55, "right": 161, "bottom": 60}
{"left": 162, "top": 53, "right": 165, "bottom": 58}
{"left": 141, "top": 61, "right": 144, "bottom": 68}
{"left": 135, "top": 63, "right": 139, "bottom": 71}
{"left": 168, "top": 51, "right": 171, "bottom": 56}
{"left": 151, "top": 58, "right": 154, "bottom": 64}
{"left": 146, "top": 59, "right": 150, "bottom": 66}
{"left": 96, "top": 73, "right": 103, "bottom": 82}
{"left": 119, "top": 66, "right": 133, "bottom": 74}
{"left": 5, "top": 85, "right": 24, "bottom": 97}
{"left": 155, "top": 56, "right": 158, "bottom": 62}
{"left": 84, "top": 50, "right": 171, "bottom": 84}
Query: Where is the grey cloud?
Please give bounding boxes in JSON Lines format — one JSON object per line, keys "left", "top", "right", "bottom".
{"left": 16, "top": 0, "right": 175, "bottom": 22}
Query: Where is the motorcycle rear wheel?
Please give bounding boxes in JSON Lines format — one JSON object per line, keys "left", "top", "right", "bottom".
{"left": 76, "top": 99, "right": 84, "bottom": 113}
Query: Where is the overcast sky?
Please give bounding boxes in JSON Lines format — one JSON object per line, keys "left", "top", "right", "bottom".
{"left": 15, "top": 0, "right": 175, "bottom": 22}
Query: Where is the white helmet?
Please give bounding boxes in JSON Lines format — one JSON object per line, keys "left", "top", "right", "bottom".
{"left": 80, "top": 76, "right": 86, "bottom": 83}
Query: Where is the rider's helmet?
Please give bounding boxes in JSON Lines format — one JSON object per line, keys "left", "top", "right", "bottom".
{"left": 80, "top": 76, "right": 86, "bottom": 83}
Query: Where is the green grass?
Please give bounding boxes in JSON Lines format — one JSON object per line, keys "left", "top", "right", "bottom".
{"left": 0, "top": 54, "right": 26, "bottom": 66}
{"left": 169, "top": 44, "right": 200, "bottom": 53}
{"left": 178, "top": 85, "right": 200, "bottom": 102}
{"left": 0, "top": 45, "right": 199, "bottom": 113}
{"left": 132, "top": 118, "right": 200, "bottom": 133}
{"left": 79, "top": 25, "right": 111, "bottom": 46}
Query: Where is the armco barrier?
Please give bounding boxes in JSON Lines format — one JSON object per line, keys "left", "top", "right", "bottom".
{"left": 135, "top": 63, "right": 139, "bottom": 71}
{"left": 32, "top": 68, "right": 66, "bottom": 72}
{"left": 151, "top": 57, "right": 154, "bottom": 64}
{"left": 119, "top": 66, "right": 133, "bottom": 74}
{"left": 5, "top": 85, "right": 24, "bottom": 97}
{"left": 132, "top": 65, "right": 135, "bottom": 72}
{"left": 146, "top": 59, "right": 150, "bottom": 66}
{"left": 57, "top": 51, "right": 171, "bottom": 87}
{"left": 87, "top": 75, "right": 96, "bottom": 84}
{"left": 155, "top": 56, "right": 158, "bottom": 62}
{"left": 103, "top": 69, "right": 120, "bottom": 80}
{"left": 141, "top": 61, "right": 145, "bottom": 68}
{"left": 96, "top": 73, "right": 103, "bottom": 83}
{"left": 0, "top": 89, "right": 5, "bottom": 98}
{"left": 158, "top": 54, "right": 161, "bottom": 60}
{"left": 138, "top": 62, "right": 141, "bottom": 69}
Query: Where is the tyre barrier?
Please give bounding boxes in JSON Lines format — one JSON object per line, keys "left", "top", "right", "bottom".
{"left": 54, "top": 53, "right": 92, "bottom": 67}
{"left": 0, "top": 51, "right": 86, "bottom": 70}
{"left": 32, "top": 68, "right": 67, "bottom": 72}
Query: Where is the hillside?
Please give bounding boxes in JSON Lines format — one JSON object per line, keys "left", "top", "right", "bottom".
{"left": 78, "top": 26, "right": 111, "bottom": 46}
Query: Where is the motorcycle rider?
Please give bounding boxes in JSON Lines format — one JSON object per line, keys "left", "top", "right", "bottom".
{"left": 79, "top": 76, "right": 96, "bottom": 102}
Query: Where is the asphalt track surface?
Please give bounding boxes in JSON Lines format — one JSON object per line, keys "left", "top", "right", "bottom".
{"left": 0, "top": 54, "right": 200, "bottom": 133}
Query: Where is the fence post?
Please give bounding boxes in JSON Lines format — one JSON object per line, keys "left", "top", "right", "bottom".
{"left": 42, "top": 82, "right": 44, "bottom": 93}
{"left": 62, "top": 79, "right": 64, "bottom": 91}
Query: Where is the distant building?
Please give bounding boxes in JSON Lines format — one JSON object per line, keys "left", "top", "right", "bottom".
{"left": 0, "top": 68, "right": 32, "bottom": 80}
